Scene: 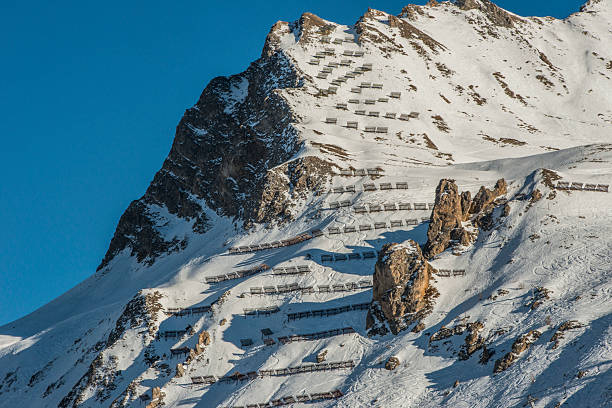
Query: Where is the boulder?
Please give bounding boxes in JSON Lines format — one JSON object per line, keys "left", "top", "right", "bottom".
{"left": 367, "top": 241, "right": 437, "bottom": 335}
{"left": 385, "top": 356, "right": 400, "bottom": 370}
{"left": 316, "top": 349, "right": 328, "bottom": 363}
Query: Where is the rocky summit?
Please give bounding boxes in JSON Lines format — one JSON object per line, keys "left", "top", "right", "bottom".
{"left": 1, "top": 1, "right": 612, "bottom": 407}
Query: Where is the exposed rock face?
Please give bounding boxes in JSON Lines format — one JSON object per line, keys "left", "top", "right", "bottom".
{"left": 458, "top": 321, "right": 485, "bottom": 360}
{"left": 424, "top": 178, "right": 507, "bottom": 258}
{"left": 454, "top": 0, "right": 520, "bottom": 28}
{"left": 367, "top": 241, "right": 437, "bottom": 335}
{"left": 493, "top": 330, "right": 541, "bottom": 373}
{"left": 96, "top": 18, "right": 341, "bottom": 271}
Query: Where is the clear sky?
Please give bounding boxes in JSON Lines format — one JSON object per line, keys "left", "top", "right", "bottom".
{"left": 0, "top": 0, "right": 587, "bottom": 326}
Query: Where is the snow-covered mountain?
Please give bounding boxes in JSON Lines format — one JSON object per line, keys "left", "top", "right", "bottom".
{"left": 1, "top": 1, "right": 611, "bottom": 407}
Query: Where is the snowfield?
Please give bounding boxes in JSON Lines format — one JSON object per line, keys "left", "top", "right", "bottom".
{"left": 1, "top": 1, "right": 611, "bottom": 407}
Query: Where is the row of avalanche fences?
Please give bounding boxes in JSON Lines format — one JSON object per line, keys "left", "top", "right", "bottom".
{"left": 191, "top": 362, "right": 354, "bottom": 385}
{"left": 555, "top": 181, "right": 608, "bottom": 192}
{"left": 219, "top": 390, "right": 344, "bottom": 408}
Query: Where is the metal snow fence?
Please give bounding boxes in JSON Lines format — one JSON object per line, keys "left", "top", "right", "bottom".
{"left": 374, "top": 222, "right": 387, "bottom": 230}
{"left": 333, "top": 38, "right": 343, "bottom": 44}
{"left": 380, "top": 183, "right": 393, "bottom": 190}
{"left": 361, "top": 63, "right": 373, "bottom": 70}
{"left": 321, "top": 36, "right": 331, "bottom": 42}
{"left": 360, "top": 82, "right": 372, "bottom": 88}
{"left": 376, "top": 127, "right": 388, "bottom": 133}
{"left": 333, "top": 284, "right": 347, "bottom": 292}
{"left": 340, "top": 168, "right": 353, "bottom": 176}
{"left": 409, "top": 111, "right": 420, "bottom": 118}
{"left": 365, "top": 99, "right": 376, "bottom": 105}
{"left": 354, "top": 168, "right": 367, "bottom": 176}
{"left": 355, "top": 110, "right": 366, "bottom": 116}
{"left": 398, "top": 202, "right": 412, "bottom": 210}
{"left": 556, "top": 181, "right": 570, "bottom": 189}
{"left": 399, "top": 113, "right": 411, "bottom": 121}
{"left": 406, "top": 219, "right": 418, "bottom": 225}
{"left": 339, "top": 200, "right": 351, "bottom": 207}
{"left": 368, "top": 111, "right": 380, "bottom": 117}
{"left": 343, "top": 50, "right": 354, "bottom": 56}
{"left": 321, "top": 254, "right": 333, "bottom": 262}
{"left": 287, "top": 303, "right": 369, "bottom": 320}
{"left": 336, "top": 77, "right": 348, "bottom": 83}
{"left": 311, "top": 229, "right": 324, "bottom": 237}
{"left": 437, "top": 269, "right": 451, "bottom": 277}
{"left": 345, "top": 185, "right": 356, "bottom": 192}
{"left": 334, "top": 253, "right": 348, "bottom": 261}
{"left": 344, "top": 226, "right": 357, "bottom": 233}
{"left": 367, "top": 168, "right": 381, "bottom": 175}
{"left": 318, "top": 285, "right": 330, "bottom": 293}
{"left": 170, "top": 347, "right": 190, "bottom": 358}
{"left": 328, "top": 62, "right": 339, "bottom": 68}
{"left": 390, "top": 220, "right": 404, "bottom": 228}
{"left": 362, "top": 251, "right": 377, "bottom": 259}
{"left": 428, "top": 202, "right": 435, "bottom": 209}
{"left": 414, "top": 203, "right": 427, "bottom": 210}
{"left": 597, "top": 184, "right": 609, "bottom": 192}
{"left": 327, "top": 86, "right": 338, "bottom": 94}
{"left": 340, "top": 59, "right": 352, "bottom": 66}
{"left": 314, "top": 52, "right": 326, "bottom": 58}
{"left": 348, "top": 253, "right": 362, "bottom": 260}
{"left": 328, "top": 227, "right": 341, "bottom": 235}
{"left": 385, "top": 113, "right": 396, "bottom": 119}
{"left": 308, "top": 59, "right": 320, "bottom": 65}
{"left": 332, "top": 186, "right": 345, "bottom": 193}
{"left": 240, "top": 338, "right": 254, "bottom": 347}
{"left": 364, "top": 126, "right": 376, "bottom": 132}
{"left": 351, "top": 87, "right": 362, "bottom": 94}
{"left": 325, "top": 117, "right": 338, "bottom": 124}
{"left": 384, "top": 203, "right": 397, "bottom": 211}
{"left": 390, "top": 91, "right": 401, "bottom": 98}
{"left": 329, "top": 201, "right": 340, "bottom": 209}
{"left": 160, "top": 330, "right": 187, "bottom": 339}
{"left": 355, "top": 206, "right": 368, "bottom": 214}
{"left": 352, "top": 69, "right": 364, "bottom": 75}
{"left": 584, "top": 183, "right": 597, "bottom": 191}
{"left": 348, "top": 98, "right": 360, "bottom": 104}
{"left": 372, "top": 83, "right": 383, "bottom": 89}
{"left": 359, "top": 224, "right": 372, "bottom": 231}
{"left": 250, "top": 287, "right": 263, "bottom": 295}
{"left": 378, "top": 97, "right": 389, "bottom": 103}
{"left": 277, "top": 327, "right": 355, "bottom": 344}
{"left": 321, "top": 67, "right": 333, "bottom": 73}
{"left": 324, "top": 47, "right": 335, "bottom": 54}
{"left": 369, "top": 204, "right": 382, "bottom": 212}
{"left": 243, "top": 306, "right": 280, "bottom": 317}
{"left": 363, "top": 183, "right": 377, "bottom": 191}
{"left": 396, "top": 182, "right": 408, "bottom": 190}
{"left": 316, "top": 73, "right": 328, "bottom": 79}
{"left": 354, "top": 50, "right": 365, "bottom": 57}
{"left": 453, "top": 269, "right": 466, "bottom": 276}
{"left": 570, "top": 182, "right": 584, "bottom": 190}
{"left": 331, "top": 80, "right": 342, "bottom": 86}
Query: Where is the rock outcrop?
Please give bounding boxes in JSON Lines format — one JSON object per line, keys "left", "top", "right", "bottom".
{"left": 424, "top": 178, "right": 507, "bottom": 258}
{"left": 454, "top": 0, "right": 521, "bottom": 28}
{"left": 367, "top": 241, "right": 438, "bottom": 335}
{"left": 493, "top": 330, "right": 541, "bottom": 373}
{"left": 96, "top": 18, "right": 340, "bottom": 271}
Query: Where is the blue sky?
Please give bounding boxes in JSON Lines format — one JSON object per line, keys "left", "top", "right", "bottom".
{"left": 0, "top": 0, "right": 587, "bottom": 326}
